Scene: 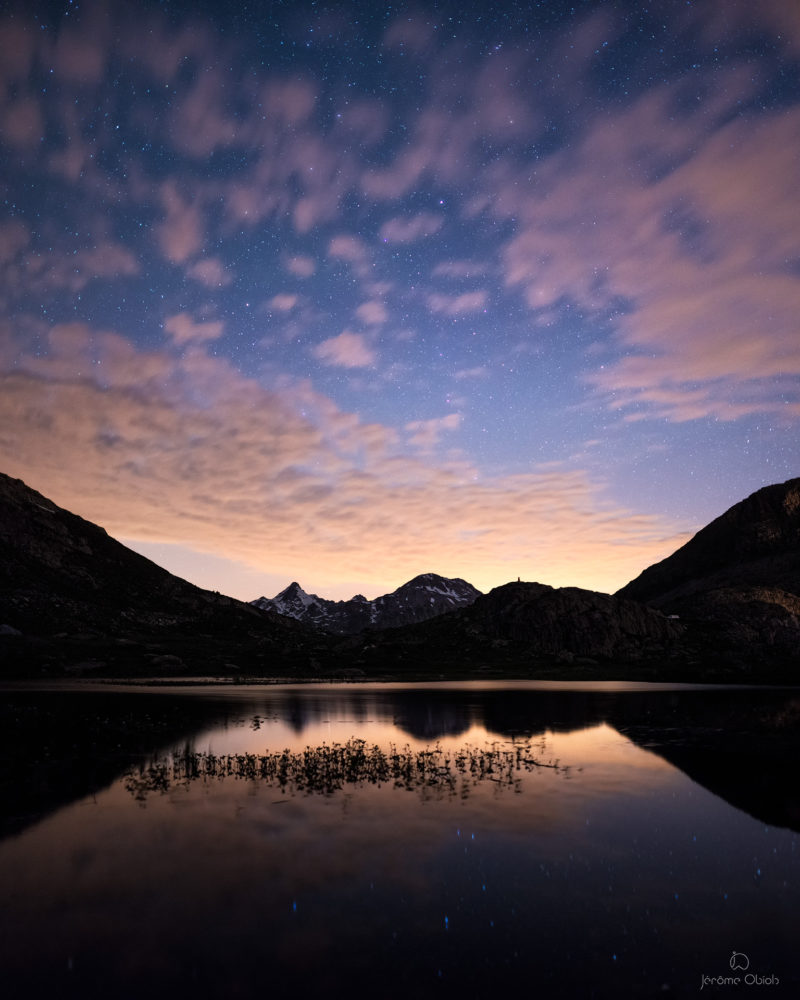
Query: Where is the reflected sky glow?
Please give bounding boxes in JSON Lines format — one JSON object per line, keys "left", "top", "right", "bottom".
{"left": 0, "top": 684, "right": 797, "bottom": 997}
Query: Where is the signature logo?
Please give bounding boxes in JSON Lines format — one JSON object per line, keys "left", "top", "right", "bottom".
{"left": 729, "top": 952, "right": 750, "bottom": 972}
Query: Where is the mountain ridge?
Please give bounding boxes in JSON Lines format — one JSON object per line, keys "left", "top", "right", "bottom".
{"left": 252, "top": 573, "right": 482, "bottom": 634}
{"left": 1, "top": 470, "right": 798, "bottom": 681}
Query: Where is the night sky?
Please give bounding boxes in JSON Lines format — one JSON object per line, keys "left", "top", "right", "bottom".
{"left": 2, "top": 0, "right": 799, "bottom": 601}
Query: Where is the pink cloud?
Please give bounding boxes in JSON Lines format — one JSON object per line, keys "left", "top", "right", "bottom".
{"left": 0, "top": 323, "right": 692, "bottom": 596}
{"left": 51, "top": 10, "right": 109, "bottom": 85}
{"left": 379, "top": 212, "right": 443, "bottom": 244}
{"left": 328, "top": 234, "right": 370, "bottom": 276}
{"left": 0, "top": 18, "right": 37, "bottom": 82}
{"left": 269, "top": 294, "right": 299, "bottom": 313}
{"left": 312, "top": 331, "right": 376, "bottom": 368}
{"left": 169, "top": 70, "right": 238, "bottom": 156}
{"left": 0, "top": 220, "right": 30, "bottom": 264}
{"left": 0, "top": 97, "right": 43, "bottom": 148}
{"left": 156, "top": 181, "right": 204, "bottom": 264}
{"left": 335, "top": 100, "right": 387, "bottom": 147}
{"left": 187, "top": 257, "right": 232, "bottom": 288}
{"left": 164, "top": 313, "right": 225, "bottom": 345}
{"left": 486, "top": 70, "right": 800, "bottom": 421}
{"left": 262, "top": 77, "right": 317, "bottom": 123}
{"left": 18, "top": 241, "right": 139, "bottom": 294}
{"left": 433, "top": 260, "right": 487, "bottom": 279}
{"left": 355, "top": 301, "right": 388, "bottom": 326}
{"left": 286, "top": 255, "right": 317, "bottom": 278}
{"left": 428, "top": 290, "right": 488, "bottom": 316}
{"left": 405, "top": 413, "right": 462, "bottom": 449}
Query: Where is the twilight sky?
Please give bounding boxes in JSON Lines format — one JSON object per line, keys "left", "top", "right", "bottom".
{"left": 2, "top": 0, "right": 799, "bottom": 601}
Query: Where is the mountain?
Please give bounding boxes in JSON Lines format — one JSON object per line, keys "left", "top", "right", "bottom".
{"left": 252, "top": 573, "right": 482, "bottom": 634}
{"left": 0, "top": 472, "right": 316, "bottom": 677}
{"left": 617, "top": 478, "right": 800, "bottom": 673}
{"left": 341, "top": 581, "right": 687, "bottom": 677}
{"left": 618, "top": 477, "right": 800, "bottom": 605}
{"left": 3, "top": 470, "right": 797, "bottom": 682}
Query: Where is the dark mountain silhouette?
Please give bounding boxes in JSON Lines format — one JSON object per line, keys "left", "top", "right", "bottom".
{"left": 252, "top": 573, "right": 481, "bottom": 634}
{"left": 617, "top": 478, "right": 800, "bottom": 674}
{"left": 0, "top": 472, "right": 317, "bottom": 677}
{"left": 618, "top": 477, "right": 800, "bottom": 605}
{"left": 1, "top": 470, "right": 798, "bottom": 680}
{"left": 342, "top": 580, "right": 688, "bottom": 677}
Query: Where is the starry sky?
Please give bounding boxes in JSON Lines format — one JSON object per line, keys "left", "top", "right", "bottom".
{"left": 2, "top": 0, "right": 799, "bottom": 602}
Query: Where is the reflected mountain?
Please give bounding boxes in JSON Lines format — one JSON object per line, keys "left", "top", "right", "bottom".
{"left": 2, "top": 684, "right": 799, "bottom": 840}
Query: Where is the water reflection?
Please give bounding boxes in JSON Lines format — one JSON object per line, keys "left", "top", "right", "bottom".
{"left": 124, "top": 737, "right": 569, "bottom": 802}
{"left": 0, "top": 682, "right": 798, "bottom": 999}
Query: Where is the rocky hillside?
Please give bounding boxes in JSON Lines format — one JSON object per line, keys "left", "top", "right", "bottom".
{"left": 343, "top": 581, "right": 687, "bottom": 677}
{"left": 252, "top": 573, "right": 482, "bottom": 634}
{"left": 618, "top": 478, "right": 800, "bottom": 605}
{"left": 0, "top": 473, "right": 316, "bottom": 677}
{"left": 617, "top": 478, "right": 800, "bottom": 674}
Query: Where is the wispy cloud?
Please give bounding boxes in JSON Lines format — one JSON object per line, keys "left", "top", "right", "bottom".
{"left": 0, "top": 326, "right": 690, "bottom": 597}
{"left": 405, "top": 412, "right": 462, "bottom": 450}
{"left": 380, "top": 213, "right": 443, "bottom": 244}
{"left": 312, "top": 330, "right": 376, "bottom": 368}
{"left": 164, "top": 313, "right": 225, "bottom": 345}
{"left": 428, "top": 290, "right": 488, "bottom": 316}
{"left": 355, "top": 300, "right": 388, "bottom": 326}
{"left": 156, "top": 181, "right": 204, "bottom": 264}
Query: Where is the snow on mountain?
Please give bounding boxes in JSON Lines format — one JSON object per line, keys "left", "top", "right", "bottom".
{"left": 251, "top": 573, "right": 482, "bottom": 634}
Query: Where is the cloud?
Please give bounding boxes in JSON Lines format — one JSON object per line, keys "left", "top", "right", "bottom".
{"left": 164, "top": 313, "right": 225, "bottom": 345}
{"left": 0, "top": 324, "right": 689, "bottom": 598}
{"left": 156, "top": 181, "right": 204, "bottom": 264}
{"left": 428, "top": 290, "right": 488, "bottom": 316}
{"left": 51, "top": 10, "right": 110, "bottom": 84}
{"left": 379, "top": 212, "right": 443, "bottom": 244}
{"left": 187, "top": 257, "right": 232, "bottom": 288}
{"left": 169, "top": 69, "right": 238, "bottom": 156}
{"left": 405, "top": 413, "right": 462, "bottom": 449}
{"left": 269, "top": 294, "right": 299, "bottom": 313}
{"left": 328, "top": 234, "right": 368, "bottom": 265}
{"left": 490, "top": 79, "right": 800, "bottom": 421}
{"left": 454, "top": 366, "right": 489, "bottom": 381}
{"left": 328, "top": 234, "right": 370, "bottom": 277}
{"left": 285, "top": 255, "right": 316, "bottom": 277}
{"left": 433, "top": 260, "right": 488, "bottom": 280}
{"left": 355, "top": 300, "right": 388, "bottom": 326}
{"left": 312, "top": 331, "right": 376, "bottom": 368}
{"left": 0, "top": 97, "right": 43, "bottom": 149}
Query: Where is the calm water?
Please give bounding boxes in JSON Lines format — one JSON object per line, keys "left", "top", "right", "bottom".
{"left": 1, "top": 681, "right": 798, "bottom": 998}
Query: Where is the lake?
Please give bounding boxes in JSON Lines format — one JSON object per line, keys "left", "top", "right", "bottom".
{"left": 1, "top": 681, "right": 797, "bottom": 998}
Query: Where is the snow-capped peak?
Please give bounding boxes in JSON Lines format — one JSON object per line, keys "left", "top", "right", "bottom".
{"left": 251, "top": 573, "right": 481, "bottom": 634}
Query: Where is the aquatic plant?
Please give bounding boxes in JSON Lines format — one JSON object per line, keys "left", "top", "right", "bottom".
{"left": 123, "top": 738, "right": 568, "bottom": 802}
